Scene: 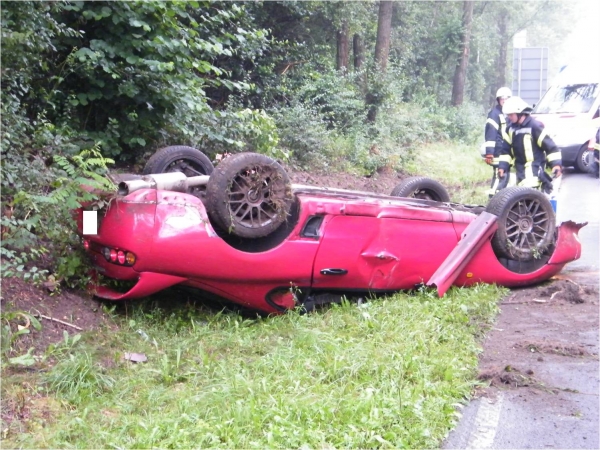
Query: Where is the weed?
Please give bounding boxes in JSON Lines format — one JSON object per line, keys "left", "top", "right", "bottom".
{"left": 1, "top": 310, "right": 42, "bottom": 366}
{"left": 44, "top": 352, "right": 115, "bottom": 400}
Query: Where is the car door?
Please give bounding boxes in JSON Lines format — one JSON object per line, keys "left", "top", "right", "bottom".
{"left": 312, "top": 214, "right": 459, "bottom": 291}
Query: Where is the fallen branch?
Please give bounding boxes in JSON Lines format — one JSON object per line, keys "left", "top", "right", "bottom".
{"left": 34, "top": 314, "right": 82, "bottom": 331}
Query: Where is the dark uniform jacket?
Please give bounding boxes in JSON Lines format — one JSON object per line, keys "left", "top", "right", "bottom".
{"left": 485, "top": 105, "right": 509, "bottom": 163}
{"left": 497, "top": 115, "right": 562, "bottom": 187}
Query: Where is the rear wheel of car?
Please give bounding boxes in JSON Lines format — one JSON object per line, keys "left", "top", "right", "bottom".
{"left": 574, "top": 145, "right": 592, "bottom": 173}
{"left": 390, "top": 176, "right": 451, "bottom": 202}
{"left": 205, "top": 153, "right": 293, "bottom": 239}
{"left": 486, "top": 186, "right": 556, "bottom": 261}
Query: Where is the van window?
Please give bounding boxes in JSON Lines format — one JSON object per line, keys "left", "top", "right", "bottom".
{"left": 533, "top": 83, "right": 599, "bottom": 114}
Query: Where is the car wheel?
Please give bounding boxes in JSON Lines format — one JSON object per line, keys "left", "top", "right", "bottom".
{"left": 390, "top": 176, "right": 451, "bottom": 202}
{"left": 205, "top": 153, "right": 293, "bottom": 239}
{"left": 486, "top": 186, "right": 556, "bottom": 262}
{"left": 143, "top": 146, "right": 214, "bottom": 197}
{"left": 143, "top": 146, "right": 214, "bottom": 176}
{"left": 574, "top": 145, "right": 592, "bottom": 173}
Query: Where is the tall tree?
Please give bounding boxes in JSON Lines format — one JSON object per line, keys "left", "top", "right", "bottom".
{"left": 367, "top": 1, "right": 394, "bottom": 122}
{"left": 451, "top": 1, "right": 474, "bottom": 106}
{"left": 353, "top": 34, "right": 364, "bottom": 71}
{"left": 336, "top": 20, "right": 349, "bottom": 72}
{"left": 373, "top": 0, "right": 393, "bottom": 72}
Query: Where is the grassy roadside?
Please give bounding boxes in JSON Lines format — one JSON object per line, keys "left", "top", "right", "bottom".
{"left": 2, "top": 285, "right": 504, "bottom": 448}
{"left": 406, "top": 142, "right": 491, "bottom": 205}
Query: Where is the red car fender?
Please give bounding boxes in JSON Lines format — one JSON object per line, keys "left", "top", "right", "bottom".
{"left": 427, "top": 211, "right": 498, "bottom": 296}
{"left": 450, "top": 220, "right": 586, "bottom": 291}
{"left": 547, "top": 221, "right": 586, "bottom": 264}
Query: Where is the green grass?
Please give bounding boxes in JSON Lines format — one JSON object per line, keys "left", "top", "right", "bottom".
{"left": 406, "top": 142, "right": 491, "bottom": 205}
{"left": 2, "top": 285, "right": 504, "bottom": 448}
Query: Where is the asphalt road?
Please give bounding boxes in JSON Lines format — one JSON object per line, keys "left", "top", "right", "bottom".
{"left": 444, "top": 170, "right": 600, "bottom": 449}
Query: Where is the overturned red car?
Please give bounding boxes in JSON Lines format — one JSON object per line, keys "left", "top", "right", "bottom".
{"left": 77, "top": 146, "right": 585, "bottom": 314}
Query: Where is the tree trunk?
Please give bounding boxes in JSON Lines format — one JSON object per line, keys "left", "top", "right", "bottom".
{"left": 368, "top": 1, "right": 394, "bottom": 123}
{"left": 373, "top": 1, "right": 393, "bottom": 72}
{"left": 353, "top": 33, "right": 364, "bottom": 71}
{"left": 336, "top": 20, "right": 349, "bottom": 73}
{"left": 451, "top": 1, "right": 474, "bottom": 106}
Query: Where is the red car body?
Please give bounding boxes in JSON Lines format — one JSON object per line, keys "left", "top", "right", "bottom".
{"left": 78, "top": 186, "right": 584, "bottom": 314}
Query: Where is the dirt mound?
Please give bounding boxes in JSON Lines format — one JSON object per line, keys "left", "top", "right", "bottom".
{"left": 478, "top": 365, "right": 549, "bottom": 390}
{"left": 1, "top": 277, "right": 114, "bottom": 356}
{"left": 285, "top": 165, "right": 406, "bottom": 195}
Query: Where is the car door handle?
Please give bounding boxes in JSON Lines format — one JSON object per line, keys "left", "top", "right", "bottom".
{"left": 320, "top": 268, "right": 348, "bottom": 276}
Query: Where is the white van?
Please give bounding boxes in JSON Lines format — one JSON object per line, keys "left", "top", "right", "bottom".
{"left": 531, "top": 65, "right": 600, "bottom": 172}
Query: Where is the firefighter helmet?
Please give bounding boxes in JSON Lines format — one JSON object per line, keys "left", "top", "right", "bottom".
{"left": 495, "top": 87, "right": 512, "bottom": 99}
{"left": 502, "top": 96, "right": 532, "bottom": 115}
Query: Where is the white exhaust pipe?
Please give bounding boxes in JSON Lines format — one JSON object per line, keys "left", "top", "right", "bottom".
{"left": 118, "top": 172, "right": 210, "bottom": 196}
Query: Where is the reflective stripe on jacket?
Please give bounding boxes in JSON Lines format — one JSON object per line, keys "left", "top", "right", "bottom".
{"left": 485, "top": 105, "right": 509, "bottom": 163}
{"left": 497, "top": 115, "right": 562, "bottom": 186}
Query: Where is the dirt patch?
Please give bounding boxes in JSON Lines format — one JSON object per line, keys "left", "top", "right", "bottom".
{"left": 1, "top": 277, "right": 115, "bottom": 357}
{"left": 514, "top": 340, "right": 589, "bottom": 357}
{"left": 285, "top": 165, "right": 407, "bottom": 195}
{"left": 475, "top": 273, "right": 599, "bottom": 400}
{"left": 478, "top": 365, "right": 551, "bottom": 391}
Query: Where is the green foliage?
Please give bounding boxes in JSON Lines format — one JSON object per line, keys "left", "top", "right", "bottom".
{"left": 1, "top": 1, "right": 271, "bottom": 159}
{"left": 1, "top": 310, "right": 42, "bottom": 365}
{"left": 1, "top": 144, "right": 114, "bottom": 286}
{"left": 268, "top": 63, "right": 484, "bottom": 173}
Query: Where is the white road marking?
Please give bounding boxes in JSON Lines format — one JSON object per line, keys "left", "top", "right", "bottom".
{"left": 466, "top": 393, "right": 504, "bottom": 449}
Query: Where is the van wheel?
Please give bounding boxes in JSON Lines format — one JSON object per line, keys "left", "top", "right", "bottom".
{"left": 575, "top": 145, "right": 592, "bottom": 173}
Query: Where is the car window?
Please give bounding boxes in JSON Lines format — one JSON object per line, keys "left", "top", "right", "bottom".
{"left": 533, "top": 83, "right": 599, "bottom": 114}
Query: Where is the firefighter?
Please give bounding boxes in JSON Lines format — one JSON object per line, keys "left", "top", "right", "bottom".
{"left": 484, "top": 87, "right": 512, "bottom": 197}
{"left": 497, "top": 96, "right": 562, "bottom": 192}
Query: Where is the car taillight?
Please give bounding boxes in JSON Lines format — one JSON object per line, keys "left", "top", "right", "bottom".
{"left": 101, "top": 246, "right": 136, "bottom": 266}
{"left": 83, "top": 240, "right": 90, "bottom": 251}
{"left": 126, "top": 252, "right": 136, "bottom": 265}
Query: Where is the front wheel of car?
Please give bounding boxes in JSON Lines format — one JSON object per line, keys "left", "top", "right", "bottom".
{"left": 390, "top": 176, "right": 451, "bottom": 202}
{"left": 143, "top": 145, "right": 214, "bottom": 176}
{"left": 486, "top": 186, "right": 556, "bottom": 262}
{"left": 205, "top": 153, "right": 293, "bottom": 239}
{"left": 143, "top": 146, "right": 214, "bottom": 197}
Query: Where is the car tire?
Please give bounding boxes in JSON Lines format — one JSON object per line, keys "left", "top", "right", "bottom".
{"left": 205, "top": 153, "right": 293, "bottom": 239}
{"left": 486, "top": 186, "right": 556, "bottom": 262}
{"left": 574, "top": 145, "right": 592, "bottom": 173}
{"left": 390, "top": 176, "right": 451, "bottom": 202}
{"left": 143, "top": 146, "right": 214, "bottom": 177}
